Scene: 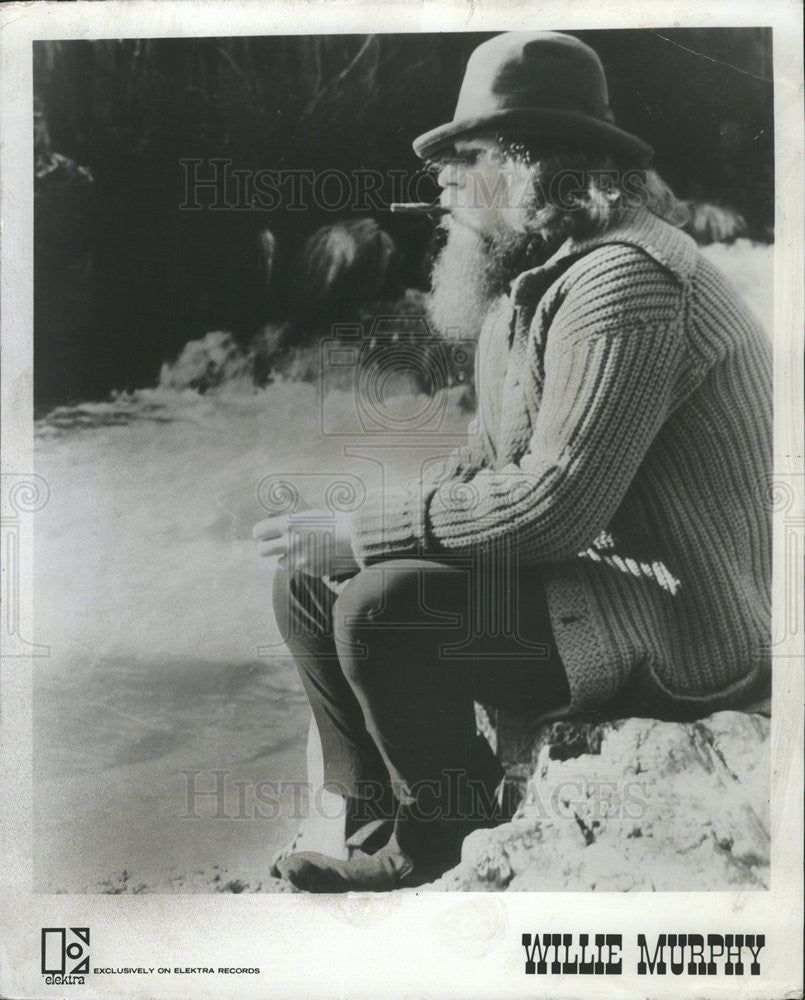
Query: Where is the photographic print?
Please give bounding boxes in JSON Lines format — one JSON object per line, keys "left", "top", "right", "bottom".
{"left": 1, "top": 1, "right": 802, "bottom": 997}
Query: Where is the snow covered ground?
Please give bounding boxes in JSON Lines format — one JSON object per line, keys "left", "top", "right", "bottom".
{"left": 32, "top": 240, "right": 773, "bottom": 892}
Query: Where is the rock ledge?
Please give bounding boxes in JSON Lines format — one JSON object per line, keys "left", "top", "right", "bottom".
{"left": 434, "top": 710, "right": 770, "bottom": 892}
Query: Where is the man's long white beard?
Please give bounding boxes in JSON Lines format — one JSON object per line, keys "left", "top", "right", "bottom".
{"left": 425, "top": 217, "right": 541, "bottom": 342}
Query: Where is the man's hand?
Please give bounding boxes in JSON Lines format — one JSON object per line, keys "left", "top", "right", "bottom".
{"left": 253, "top": 510, "right": 359, "bottom": 577}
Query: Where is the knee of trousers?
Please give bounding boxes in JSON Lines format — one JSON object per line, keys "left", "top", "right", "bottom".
{"left": 333, "top": 559, "right": 460, "bottom": 669}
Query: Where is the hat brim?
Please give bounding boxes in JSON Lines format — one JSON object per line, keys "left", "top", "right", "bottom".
{"left": 413, "top": 109, "right": 654, "bottom": 166}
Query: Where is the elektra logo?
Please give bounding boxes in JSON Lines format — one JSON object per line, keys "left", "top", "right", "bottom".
{"left": 41, "top": 928, "right": 90, "bottom": 985}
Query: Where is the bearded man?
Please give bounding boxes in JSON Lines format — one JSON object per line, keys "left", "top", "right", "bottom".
{"left": 254, "top": 31, "right": 772, "bottom": 891}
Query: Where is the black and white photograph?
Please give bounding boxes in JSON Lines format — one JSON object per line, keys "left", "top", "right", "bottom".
{"left": 1, "top": 1, "right": 802, "bottom": 997}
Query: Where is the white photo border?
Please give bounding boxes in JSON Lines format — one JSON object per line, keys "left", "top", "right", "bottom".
{"left": 1, "top": 2, "right": 802, "bottom": 998}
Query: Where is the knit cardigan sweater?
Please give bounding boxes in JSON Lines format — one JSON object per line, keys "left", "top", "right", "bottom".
{"left": 349, "top": 208, "right": 772, "bottom": 715}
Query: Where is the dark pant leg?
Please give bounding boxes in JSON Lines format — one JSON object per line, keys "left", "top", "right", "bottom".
{"left": 332, "top": 558, "right": 570, "bottom": 836}
{"left": 272, "top": 567, "right": 390, "bottom": 807}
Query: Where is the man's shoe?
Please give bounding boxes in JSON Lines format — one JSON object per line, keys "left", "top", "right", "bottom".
{"left": 269, "top": 797, "right": 393, "bottom": 877}
{"left": 277, "top": 772, "right": 510, "bottom": 892}
{"left": 277, "top": 832, "right": 457, "bottom": 893}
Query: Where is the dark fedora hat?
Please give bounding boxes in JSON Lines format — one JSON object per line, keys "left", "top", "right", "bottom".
{"left": 413, "top": 31, "right": 654, "bottom": 165}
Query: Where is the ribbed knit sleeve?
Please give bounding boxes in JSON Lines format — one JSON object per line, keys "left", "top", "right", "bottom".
{"left": 428, "top": 413, "right": 490, "bottom": 485}
{"left": 349, "top": 413, "right": 489, "bottom": 567}
{"left": 351, "top": 247, "right": 687, "bottom": 567}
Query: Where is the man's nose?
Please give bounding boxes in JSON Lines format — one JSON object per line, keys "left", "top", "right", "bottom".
{"left": 437, "top": 161, "right": 464, "bottom": 188}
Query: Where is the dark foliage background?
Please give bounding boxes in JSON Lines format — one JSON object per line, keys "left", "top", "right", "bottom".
{"left": 33, "top": 28, "right": 773, "bottom": 407}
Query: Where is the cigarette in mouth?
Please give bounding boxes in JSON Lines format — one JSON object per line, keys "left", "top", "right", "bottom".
{"left": 389, "top": 202, "right": 449, "bottom": 216}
